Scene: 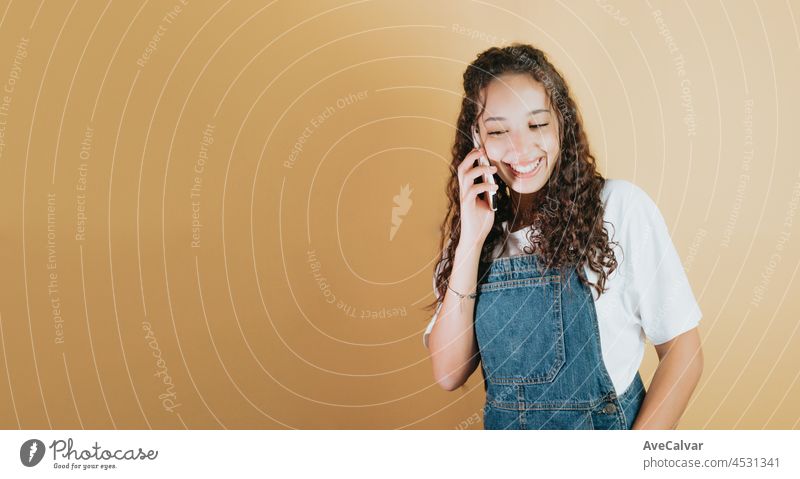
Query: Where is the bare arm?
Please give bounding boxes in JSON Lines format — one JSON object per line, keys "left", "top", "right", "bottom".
{"left": 427, "top": 243, "right": 483, "bottom": 391}
{"left": 632, "top": 327, "right": 704, "bottom": 429}
{"left": 427, "top": 138, "right": 497, "bottom": 391}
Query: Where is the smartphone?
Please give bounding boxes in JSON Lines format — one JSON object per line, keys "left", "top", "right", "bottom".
{"left": 471, "top": 124, "right": 497, "bottom": 211}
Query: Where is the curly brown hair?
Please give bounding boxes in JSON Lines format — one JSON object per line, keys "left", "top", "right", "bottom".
{"left": 425, "top": 43, "right": 619, "bottom": 316}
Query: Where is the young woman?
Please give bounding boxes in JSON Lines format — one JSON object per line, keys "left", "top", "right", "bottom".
{"left": 423, "top": 44, "right": 704, "bottom": 430}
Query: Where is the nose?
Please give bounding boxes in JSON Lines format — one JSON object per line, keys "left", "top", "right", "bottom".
{"left": 508, "top": 130, "right": 540, "bottom": 161}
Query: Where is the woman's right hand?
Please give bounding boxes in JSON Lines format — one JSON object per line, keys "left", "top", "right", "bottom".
{"left": 457, "top": 148, "right": 498, "bottom": 252}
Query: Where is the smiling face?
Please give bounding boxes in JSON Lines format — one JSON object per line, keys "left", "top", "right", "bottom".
{"left": 475, "top": 73, "right": 560, "bottom": 195}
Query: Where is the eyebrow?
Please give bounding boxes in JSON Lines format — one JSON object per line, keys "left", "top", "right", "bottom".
{"left": 483, "top": 109, "right": 550, "bottom": 123}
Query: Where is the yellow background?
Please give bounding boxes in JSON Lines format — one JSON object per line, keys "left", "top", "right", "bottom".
{"left": 0, "top": 0, "right": 798, "bottom": 429}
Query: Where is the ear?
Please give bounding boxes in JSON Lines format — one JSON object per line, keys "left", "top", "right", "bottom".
{"left": 471, "top": 123, "right": 482, "bottom": 148}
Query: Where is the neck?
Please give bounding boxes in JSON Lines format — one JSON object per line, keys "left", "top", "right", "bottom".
{"left": 508, "top": 189, "right": 543, "bottom": 231}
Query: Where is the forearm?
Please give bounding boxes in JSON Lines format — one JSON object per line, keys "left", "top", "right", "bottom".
{"left": 632, "top": 339, "right": 704, "bottom": 429}
{"left": 428, "top": 243, "right": 482, "bottom": 390}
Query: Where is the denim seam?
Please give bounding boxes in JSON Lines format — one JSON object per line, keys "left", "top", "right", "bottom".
{"left": 478, "top": 275, "right": 560, "bottom": 293}
{"left": 488, "top": 379, "right": 620, "bottom": 411}
{"left": 489, "top": 399, "right": 600, "bottom": 411}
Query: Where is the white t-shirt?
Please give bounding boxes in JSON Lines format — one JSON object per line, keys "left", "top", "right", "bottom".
{"left": 423, "top": 178, "right": 702, "bottom": 394}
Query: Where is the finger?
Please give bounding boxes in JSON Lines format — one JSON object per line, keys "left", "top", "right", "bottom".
{"left": 464, "top": 164, "right": 498, "bottom": 184}
{"left": 457, "top": 148, "right": 485, "bottom": 177}
{"left": 458, "top": 151, "right": 492, "bottom": 193}
{"left": 466, "top": 182, "right": 499, "bottom": 202}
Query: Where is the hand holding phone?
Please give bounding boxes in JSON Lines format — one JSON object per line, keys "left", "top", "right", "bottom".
{"left": 456, "top": 126, "right": 499, "bottom": 249}
{"left": 471, "top": 124, "right": 497, "bottom": 211}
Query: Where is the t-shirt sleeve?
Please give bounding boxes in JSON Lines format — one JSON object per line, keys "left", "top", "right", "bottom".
{"left": 422, "top": 303, "right": 440, "bottom": 350}
{"left": 423, "top": 236, "right": 454, "bottom": 350}
{"left": 622, "top": 184, "right": 703, "bottom": 345}
{"left": 422, "top": 261, "right": 443, "bottom": 350}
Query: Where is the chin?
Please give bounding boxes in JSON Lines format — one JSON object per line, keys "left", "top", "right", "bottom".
{"left": 504, "top": 177, "right": 547, "bottom": 194}
{"left": 512, "top": 184, "right": 543, "bottom": 194}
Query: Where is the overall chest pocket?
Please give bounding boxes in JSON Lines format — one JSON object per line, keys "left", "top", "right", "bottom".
{"left": 474, "top": 275, "right": 564, "bottom": 385}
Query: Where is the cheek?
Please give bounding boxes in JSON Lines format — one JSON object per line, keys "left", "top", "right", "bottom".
{"left": 544, "top": 132, "right": 559, "bottom": 154}
{"left": 484, "top": 141, "right": 507, "bottom": 159}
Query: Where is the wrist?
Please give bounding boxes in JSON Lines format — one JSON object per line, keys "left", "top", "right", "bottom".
{"left": 455, "top": 242, "right": 482, "bottom": 260}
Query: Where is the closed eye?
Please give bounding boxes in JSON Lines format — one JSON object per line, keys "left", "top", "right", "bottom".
{"left": 488, "top": 123, "right": 549, "bottom": 136}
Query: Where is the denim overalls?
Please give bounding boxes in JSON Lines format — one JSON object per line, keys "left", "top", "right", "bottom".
{"left": 475, "top": 253, "right": 646, "bottom": 429}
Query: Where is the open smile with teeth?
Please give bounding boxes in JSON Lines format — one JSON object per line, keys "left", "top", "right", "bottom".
{"left": 509, "top": 156, "right": 545, "bottom": 176}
